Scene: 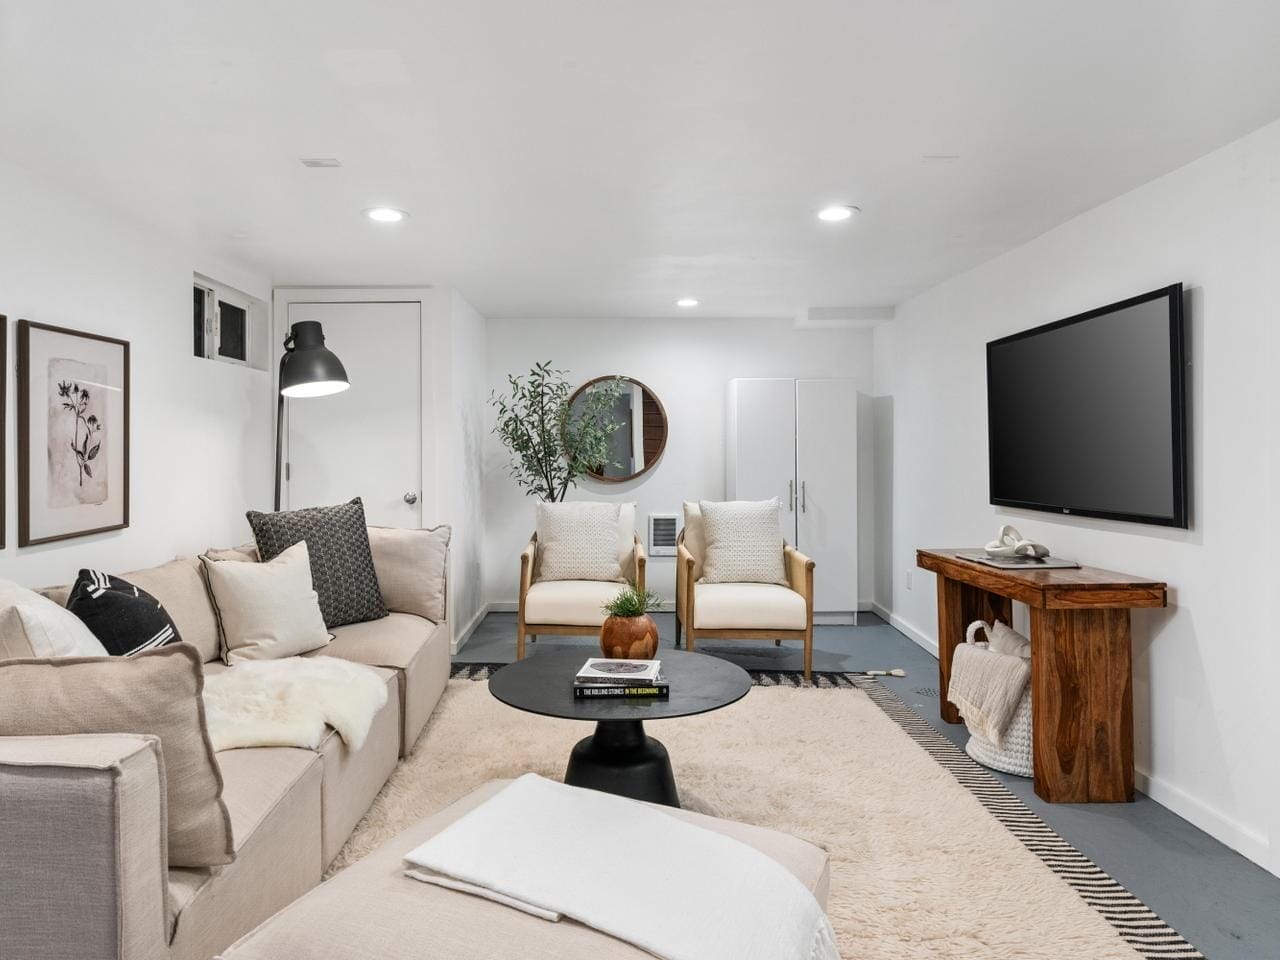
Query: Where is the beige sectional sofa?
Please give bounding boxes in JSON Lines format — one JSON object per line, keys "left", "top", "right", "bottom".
{"left": 0, "top": 548, "right": 450, "bottom": 960}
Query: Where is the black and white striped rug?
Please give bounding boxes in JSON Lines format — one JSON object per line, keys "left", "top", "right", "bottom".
{"left": 450, "top": 663, "right": 1204, "bottom": 959}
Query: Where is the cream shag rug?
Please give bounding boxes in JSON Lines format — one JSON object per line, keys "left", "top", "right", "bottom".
{"left": 330, "top": 679, "right": 1170, "bottom": 959}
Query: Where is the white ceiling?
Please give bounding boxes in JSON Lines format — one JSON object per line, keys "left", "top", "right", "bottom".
{"left": 3, "top": 1, "right": 1280, "bottom": 319}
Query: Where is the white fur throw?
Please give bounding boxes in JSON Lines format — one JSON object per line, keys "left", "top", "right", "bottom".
{"left": 203, "top": 656, "right": 388, "bottom": 752}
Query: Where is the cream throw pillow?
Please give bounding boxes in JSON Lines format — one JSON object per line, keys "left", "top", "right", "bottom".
{"left": 535, "top": 502, "right": 624, "bottom": 582}
{"left": 201, "top": 542, "right": 331, "bottom": 663}
{"left": 698, "top": 499, "right": 788, "bottom": 585}
{"left": 0, "top": 643, "right": 234, "bottom": 867}
{"left": 0, "top": 580, "right": 108, "bottom": 660}
{"left": 681, "top": 501, "right": 707, "bottom": 581}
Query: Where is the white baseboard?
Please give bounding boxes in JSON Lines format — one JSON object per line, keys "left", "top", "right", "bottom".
{"left": 1134, "top": 768, "right": 1270, "bottom": 870}
{"left": 450, "top": 603, "right": 492, "bottom": 654}
{"left": 888, "top": 610, "right": 938, "bottom": 658}
{"left": 487, "top": 601, "right": 518, "bottom": 613}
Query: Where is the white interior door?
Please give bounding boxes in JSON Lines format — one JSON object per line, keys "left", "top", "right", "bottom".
{"left": 796, "top": 379, "right": 858, "bottom": 613}
{"left": 285, "top": 300, "right": 422, "bottom": 526}
{"left": 727, "top": 378, "right": 797, "bottom": 541}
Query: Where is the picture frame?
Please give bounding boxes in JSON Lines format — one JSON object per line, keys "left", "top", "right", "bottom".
{"left": 17, "top": 319, "right": 130, "bottom": 546}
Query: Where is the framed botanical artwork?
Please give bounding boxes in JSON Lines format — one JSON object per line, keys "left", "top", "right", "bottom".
{"left": 17, "top": 320, "right": 130, "bottom": 546}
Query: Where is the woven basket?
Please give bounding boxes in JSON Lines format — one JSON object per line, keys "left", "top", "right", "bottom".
{"left": 965, "top": 687, "right": 1033, "bottom": 777}
{"left": 960, "top": 619, "right": 1033, "bottom": 778}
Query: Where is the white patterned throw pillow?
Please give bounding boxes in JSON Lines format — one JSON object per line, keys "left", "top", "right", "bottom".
{"left": 698, "top": 499, "right": 788, "bottom": 585}
{"left": 535, "top": 502, "right": 624, "bottom": 582}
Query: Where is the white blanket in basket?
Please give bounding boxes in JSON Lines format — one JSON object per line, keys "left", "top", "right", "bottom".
{"left": 403, "top": 774, "right": 838, "bottom": 960}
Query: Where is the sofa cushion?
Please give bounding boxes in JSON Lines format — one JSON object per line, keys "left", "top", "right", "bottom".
{"left": 693, "top": 582, "right": 806, "bottom": 631}
{"left": 698, "top": 499, "right": 788, "bottom": 585}
{"left": 67, "top": 570, "right": 182, "bottom": 656}
{"left": 37, "top": 558, "right": 223, "bottom": 662}
{"left": 524, "top": 580, "right": 625, "bottom": 627}
{"left": 0, "top": 579, "right": 107, "bottom": 659}
{"left": 219, "top": 780, "right": 829, "bottom": 960}
{"left": 202, "top": 542, "right": 332, "bottom": 663}
{"left": 535, "top": 501, "right": 623, "bottom": 583}
{"left": 307, "top": 613, "right": 449, "bottom": 755}
{"left": 247, "top": 498, "right": 387, "bottom": 628}
{"left": 0, "top": 644, "right": 235, "bottom": 867}
{"left": 366, "top": 525, "right": 450, "bottom": 622}
{"left": 168, "top": 745, "right": 322, "bottom": 960}
{"left": 202, "top": 659, "right": 402, "bottom": 868}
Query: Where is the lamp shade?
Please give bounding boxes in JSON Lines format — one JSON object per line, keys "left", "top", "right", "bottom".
{"left": 280, "top": 320, "right": 349, "bottom": 398}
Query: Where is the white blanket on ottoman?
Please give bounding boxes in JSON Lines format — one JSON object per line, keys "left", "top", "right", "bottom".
{"left": 403, "top": 774, "right": 838, "bottom": 960}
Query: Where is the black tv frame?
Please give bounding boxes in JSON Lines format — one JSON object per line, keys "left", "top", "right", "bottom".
{"left": 986, "top": 283, "right": 1188, "bottom": 528}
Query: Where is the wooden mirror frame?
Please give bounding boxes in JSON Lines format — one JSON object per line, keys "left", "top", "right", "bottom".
{"left": 567, "top": 375, "right": 668, "bottom": 483}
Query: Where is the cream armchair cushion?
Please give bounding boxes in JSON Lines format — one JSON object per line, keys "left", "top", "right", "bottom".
{"left": 692, "top": 583, "right": 807, "bottom": 630}
{"left": 535, "top": 502, "right": 624, "bottom": 582}
{"left": 524, "top": 581, "right": 624, "bottom": 627}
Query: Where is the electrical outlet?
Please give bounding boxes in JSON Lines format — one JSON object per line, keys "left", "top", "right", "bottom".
{"left": 905, "top": 570, "right": 913, "bottom": 591}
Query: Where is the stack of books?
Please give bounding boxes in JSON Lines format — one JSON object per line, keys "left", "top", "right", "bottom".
{"left": 573, "top": 658, "right": 670, "bottom": 699}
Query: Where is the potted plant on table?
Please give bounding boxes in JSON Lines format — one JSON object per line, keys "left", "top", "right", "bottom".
{"left": 600, "top": 585, "right": 663, "bottom": 659}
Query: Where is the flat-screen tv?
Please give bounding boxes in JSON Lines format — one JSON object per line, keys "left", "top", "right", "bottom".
{"left": 987, "top": 284, "right": 1187, "bottom": 528}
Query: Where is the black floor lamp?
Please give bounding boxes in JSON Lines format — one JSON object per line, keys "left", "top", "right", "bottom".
{"left": 274, "top": 320, "right": 349, "bottom": 510}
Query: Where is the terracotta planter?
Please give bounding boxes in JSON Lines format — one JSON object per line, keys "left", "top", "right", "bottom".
{"left": 600, "top": 614, "right": 659, "bottom": 659}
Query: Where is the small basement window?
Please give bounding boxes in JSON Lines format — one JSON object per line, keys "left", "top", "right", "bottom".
{"left": 193, "top": 276, "right": 255, "bottom": 366}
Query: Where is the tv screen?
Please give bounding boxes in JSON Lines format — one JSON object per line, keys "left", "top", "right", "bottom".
{"left": 986, "top": 284, "right": 1187, "bottom": 527}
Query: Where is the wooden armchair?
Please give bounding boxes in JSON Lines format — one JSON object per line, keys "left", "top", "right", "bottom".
{"left": 675, "top": 529, "right": 815, "bottom": 680}
{"left": 516, "top": 533, "right": 646, "bottom": 660}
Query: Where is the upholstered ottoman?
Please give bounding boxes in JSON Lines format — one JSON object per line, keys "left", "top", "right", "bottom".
{"left": 219, "top": 780, "right": 830, "bottom": 959}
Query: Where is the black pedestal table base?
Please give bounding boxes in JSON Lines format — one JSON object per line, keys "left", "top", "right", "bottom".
{"left": 488, "top": 650, "right": 751, "bottom": 809}
{"left": 564, "top": 720, "right": 680, "bottom": 807}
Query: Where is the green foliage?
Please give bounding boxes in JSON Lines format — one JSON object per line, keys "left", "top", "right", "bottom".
{"left": 489, "top": 362, "right": 626, "bottom": 502}
{"left": 602, "top": 584, "right": 663, "bottom": 618}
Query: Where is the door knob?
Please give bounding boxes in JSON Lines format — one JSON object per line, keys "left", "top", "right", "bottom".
{"left": 403, "top": 492, "right": 419, "bottom": 505}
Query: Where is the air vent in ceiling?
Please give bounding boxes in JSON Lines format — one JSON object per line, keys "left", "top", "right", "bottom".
{"left": 299, "top": 158, "right": 342, "bottom": 168}
{"left": 648, "top": 513, "right": 679, "bottom": 557}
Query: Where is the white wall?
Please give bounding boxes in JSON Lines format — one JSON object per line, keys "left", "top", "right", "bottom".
{"left": 0, "top": 156, "right": 274, "bottom": 587}
{"left": 441, "top": 291, "right": 487, "bottom": 646}
{"left": 481, "top": 318, "right": 876, "bottom": 606}
{"left": 874, "top": 119, "right": 1280, "bottom": 873}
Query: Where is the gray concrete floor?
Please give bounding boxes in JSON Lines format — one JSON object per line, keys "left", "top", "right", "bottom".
{"left": 459, "top": 611, "right": 1280, "bottom": 960}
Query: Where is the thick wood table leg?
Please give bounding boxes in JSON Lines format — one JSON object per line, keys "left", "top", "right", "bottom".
{"left": 1030, "top": 607, "right": 1134, "bottom": 803}
{"left": 936, "top": 576, "right": 1013, "bottom": 723}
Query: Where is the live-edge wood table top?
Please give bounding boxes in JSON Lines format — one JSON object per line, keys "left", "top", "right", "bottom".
{"left": 916, "top": 549, "right": 1167, "bottom": 610}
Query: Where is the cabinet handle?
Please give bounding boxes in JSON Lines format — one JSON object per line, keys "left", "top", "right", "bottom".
{"left": 801, "top": 480, "right": 807, "bottom": 513}
{"left": 788, "top": 479, "right": 794, "bottom": 512}
{"left": 403, "top": 492, "right": 419, "bottom": 506}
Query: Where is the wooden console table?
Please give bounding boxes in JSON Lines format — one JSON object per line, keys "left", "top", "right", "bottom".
{"left": 916, "top": 549, "right": 1166, "bottom": 804}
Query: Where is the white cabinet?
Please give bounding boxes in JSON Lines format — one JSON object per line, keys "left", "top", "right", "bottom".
{"left": 727, "top": 378, "right": 858, "bottom": 617}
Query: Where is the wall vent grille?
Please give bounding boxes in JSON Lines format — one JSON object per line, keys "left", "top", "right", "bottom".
{"left": 648, "top": 513, "right": 679, "bottom": 557}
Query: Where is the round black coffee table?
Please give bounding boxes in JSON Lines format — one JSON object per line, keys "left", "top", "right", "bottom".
{"left": 488, "top": 650, "right": 751, "bottom": 808}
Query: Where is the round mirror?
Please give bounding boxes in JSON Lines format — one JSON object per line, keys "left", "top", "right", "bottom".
{"left": 567, "top": 376, "right": 668, "bottom": 482}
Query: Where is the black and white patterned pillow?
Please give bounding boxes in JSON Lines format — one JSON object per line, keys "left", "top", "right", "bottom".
{"left": 66, "top": 571, "right": 183, "bottom": 657}
{"left": 246, "top": 498, "right": 387, "bottom": 628}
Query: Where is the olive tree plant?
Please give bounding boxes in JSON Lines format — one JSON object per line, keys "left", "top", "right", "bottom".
{"left": 489, "top": 362, "right": 626, "bottom": 502}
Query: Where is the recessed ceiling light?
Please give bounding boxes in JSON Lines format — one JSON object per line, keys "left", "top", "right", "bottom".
{"left": 676, "top": 298, "right": 699, "bottom": 308}
{"left": 300, "top": 158, "right": 342, "bottom": 168}
{"left": 817, "top": 205, "right": 859, "bottom": 222}
{"left": 365, "top": 207, "right": 408, "bottom": 223}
